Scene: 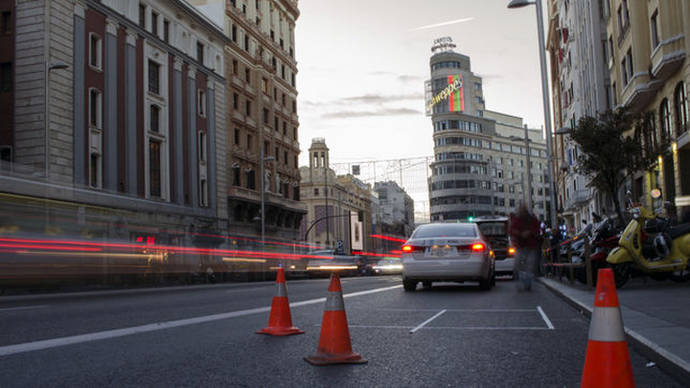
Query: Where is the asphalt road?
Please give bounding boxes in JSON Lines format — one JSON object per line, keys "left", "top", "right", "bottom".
{"left": 0, "top": 276, "right": 684, "bottom": 387}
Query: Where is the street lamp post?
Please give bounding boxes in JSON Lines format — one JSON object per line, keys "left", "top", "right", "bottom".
{"left": 507, "top": 0, "right": 559, "bottom": 229}
{"left": 259, "top": 146, "right": 275, "bottom": 255}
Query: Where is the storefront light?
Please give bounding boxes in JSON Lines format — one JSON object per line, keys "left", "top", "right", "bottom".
{"left": 672, "top": 142, "right": 678, "bottom": 154}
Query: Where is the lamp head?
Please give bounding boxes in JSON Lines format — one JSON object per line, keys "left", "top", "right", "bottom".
{"left": 507, "top": 0, "right": 536, "bottom": 8}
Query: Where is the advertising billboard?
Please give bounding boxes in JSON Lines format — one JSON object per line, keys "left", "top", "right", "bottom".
{"left": 425, "top": 74, "right": 464, "bottom": 116}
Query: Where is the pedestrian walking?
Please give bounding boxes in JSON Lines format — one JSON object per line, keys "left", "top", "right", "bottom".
{"left": 509, "top": 204, "right": 541, "bottom": 291}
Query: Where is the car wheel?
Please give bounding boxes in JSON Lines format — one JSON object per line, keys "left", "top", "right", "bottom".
{"left": 403, "top": 279, "right": 418, "bottom": 292}
{"left": 479, "top": 277, "right": 492, "bottom": 290}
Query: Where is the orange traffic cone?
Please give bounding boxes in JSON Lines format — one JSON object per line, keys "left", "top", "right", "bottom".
{"left": 304, "top": 272, "right": 367, "bottom": 365}
{"left": 256, "top": 267, "right": 304, "bottom": 336}
{"left": 581, "top": 268, "right": 635, "bottom": 388}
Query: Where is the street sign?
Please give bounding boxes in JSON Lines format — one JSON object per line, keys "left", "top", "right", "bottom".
{"left": 335, "top": 240, "right": 345, "bottom": 255}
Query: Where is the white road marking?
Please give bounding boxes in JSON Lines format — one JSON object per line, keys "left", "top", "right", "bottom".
{"left": 410, "top": 309, "right": 447, "bottom": 334}
{"left": 365, "top": 308, "right": 535, "bottom": 312}
{"left": 0, "top": 305, "right": 47, "bottom": 312}
{"left": 0, "top": 284, "right": 401, "bottom": 357}
{"left": 537, "top": 305, "right": 555, "bottom": 330}
{"left": 335, "top": 325, "right": 550, "bottom": 331}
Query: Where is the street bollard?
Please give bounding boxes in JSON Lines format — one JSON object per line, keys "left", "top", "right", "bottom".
{"left": 567, "top": 246, "right": 574, "bottom": 284}
{"left": 584, "top": 240, "right": 593, "bottom": 288}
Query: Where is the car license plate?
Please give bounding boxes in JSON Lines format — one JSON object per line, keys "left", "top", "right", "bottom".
{"left": 425, "top": 246, "right": 453, "bottom": 257}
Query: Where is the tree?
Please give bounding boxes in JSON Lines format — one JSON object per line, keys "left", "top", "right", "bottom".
{"left": 569, "top": 107, "right": 670, "bottom": 222}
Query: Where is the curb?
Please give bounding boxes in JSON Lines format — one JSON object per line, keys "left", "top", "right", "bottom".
{"left": 538, "top": 277, "right": 690, "bottom": 387}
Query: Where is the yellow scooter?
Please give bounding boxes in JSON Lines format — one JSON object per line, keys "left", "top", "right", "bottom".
{"left": 607, "top": 191, "right": 690, "bottom": 288}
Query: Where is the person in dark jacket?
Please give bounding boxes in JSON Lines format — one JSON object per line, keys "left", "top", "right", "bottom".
{"left": 509, "top": 204, "right": 541, "bottom": 290}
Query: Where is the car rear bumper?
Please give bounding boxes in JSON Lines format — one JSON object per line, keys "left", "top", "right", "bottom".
{"left": 495, "top": 258, "right": 515, "bottom": 274}
{"left": 402, "top": 256, "right": 490, "bottom": 280}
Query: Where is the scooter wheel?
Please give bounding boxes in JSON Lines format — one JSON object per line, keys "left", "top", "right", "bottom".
{"left": 611, "top": 263, "right": 631, "bottom": 288}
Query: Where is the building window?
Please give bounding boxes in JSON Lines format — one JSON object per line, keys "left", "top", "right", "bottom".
{"left": 139, "top": 4, "right": 146, "bottom": 28}
{"left": 163, "top": 19, "right": 170, "bottom": 43}
{"left": 291, "top": 72, "right": 295, "bottom": 87}
{"left": 314, "top": 188, "right": 319, "bottom": 196}
{"left": 199, "top": 179, "right": 208, "bottom": 207}
{"left": 281, "top": 65, "right": 285, "bottom": 79}
{"left": 283, "top": 151, "right": 288, "bottom": 165}
{"left": 292, "top": 100, "right": 296, "bottom": 113}
{"left": 90, "top": 153, "right": 101, "bottom": 188}
{"left": 150, "top": 105, "right": 160, "bottom": 132}
{"left": 0, "top": 62, "right": 11, "bottom": 92}
{"left": 232, "top": 165, "right": 241, "bottom": 186}
{"left": 196, "top": 42, "right": 204, "bottom": 66}
{"left": 233, "top": 93, "right": 239, "bottom": 110}
{"left": 198, "top": 131, "right": 206, "bottom": 162}
{"left": 246, "top": 169, "right": 255, "bottom": 190}
{"left": 660, "top": 99, "right": 672, "bottom": 140}
{"left": 246, "top": 100, "right": 252, "bottom": 116}
{"left": 621, "top": 57, "right": 628, "bottom": 85}
{"left": 650, "top": 10, "right": 659, "bottom": 49}
{"left": 282, "top": 121, "right": 287, "bottom": 135}
{"left": 675, "top": 82, "right": 688, "bottom": 135}
{"left": 197, "top": 90, "right": 206, "bottom": 117}
{"left": 625, "top": 49, "right": 633, "bottom": 85}
{"left": 263, "top": 108, "right": 269, "bottom": 124}
{"left": 274, "top": 116, "right": 278, "bottom": 130}
{"left": 247, "top": 134, "right": 252, "bottom": 150}
{"left": 148, "top": 60, "right": 160, "bottom": 95}
{"left": 244, "top": 34, "right": 249, "bottom": 51}
{"left": 151, "top": 11, "right": 158, "bottom": 35}
{"left": 293, "top": 127, "right": 297, "bottom": 140}
{"left": 89, "top": 89, "right": 102, "bottom": 129}
{"left": 1, "top": 11, "right": 11, "bottom": 34}
{"left": 261, "top": 78, "right": 268, "bottom": 94}
{"left": 149, "top": 140, "right": 162, "bottom": 198}
{"left": 232, "top": 59, "right": 238, "bottom": 75}
{"left": 89, "top": 33, "right": 102, "bottom": 69}
{"left": 294, "top": 155, "right": 298, "bottom": 168}
{"left": 245, "top": 67, "right": 251, "bottom": 83}
{"left": 231, "top": 25, "right": 237, "bottom": 42}
{"left": 234, "top": 128, "right": 240, "bottom": 145}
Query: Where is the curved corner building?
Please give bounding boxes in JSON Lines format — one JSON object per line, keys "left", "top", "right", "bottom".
{"left": 427, "top": 38, "right": 550, "bottom": 222}
{"left": 428, "top": 43, "right": 494, "bottom": 221}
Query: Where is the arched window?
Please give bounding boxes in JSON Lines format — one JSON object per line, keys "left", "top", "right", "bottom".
{"left": 659, "top": 99, "right": 671, "bottom": 140}
{"left": 674, "top": 82, "right": 688, "bottom": 135}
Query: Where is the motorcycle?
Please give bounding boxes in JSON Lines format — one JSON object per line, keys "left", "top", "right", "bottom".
{"left": 607, "top": 191, "right": 690, "bottom": 288}
{"left": 568, "top": 215, "right": 620, "bottom": 284}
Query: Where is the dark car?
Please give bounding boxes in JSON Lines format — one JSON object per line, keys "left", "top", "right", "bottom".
{"left": 474, "top": 216, "right": 516, "bottom": 277}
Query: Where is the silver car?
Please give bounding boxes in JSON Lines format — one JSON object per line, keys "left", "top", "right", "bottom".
{"left": 401, "top": 223, "right": 495, "bottom": 291}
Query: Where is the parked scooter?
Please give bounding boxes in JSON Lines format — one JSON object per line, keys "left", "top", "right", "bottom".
{"left": 607, "top": 191, "right": 690, "bottom": 288}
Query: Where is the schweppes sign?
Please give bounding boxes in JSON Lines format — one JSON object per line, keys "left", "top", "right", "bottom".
{"left": 426, "top": 75, "right": 464, "bottom": 113}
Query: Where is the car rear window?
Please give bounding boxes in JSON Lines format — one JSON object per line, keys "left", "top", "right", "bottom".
{"left": 411, "top": 224, "right": 477, "bottom": 238}
{"left": 477, "top": 222, "right": 507, "bottom": 236}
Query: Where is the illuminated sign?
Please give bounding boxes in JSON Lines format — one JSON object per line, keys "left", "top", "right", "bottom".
{"left": 425, "top": 74, "right": 464, "bottom": 115}
{"left": 431, "top": 36, "right": 457, "bottom": 53}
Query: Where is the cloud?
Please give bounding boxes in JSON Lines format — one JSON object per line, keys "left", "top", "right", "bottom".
{"left": 398, "top": 75, "right": 423, "bottom": 83}
{"left": 321, "top": 108, "right": 422, "bottom": 119}
{"left": 339, "top": 93, "right": 423, "bottom": 104}
{"left": 410, "top": 17, "right": 474, "bottom": 31}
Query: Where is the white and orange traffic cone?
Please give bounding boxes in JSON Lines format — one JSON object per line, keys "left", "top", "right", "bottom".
{"left": 580, "top": 268, "right": 635, "bottom": 388}
{"left": 304, "top": 272, "right": 367, "bottom": 365}
{"left": 256, "top": 267, "right": 304, "bottom": 336}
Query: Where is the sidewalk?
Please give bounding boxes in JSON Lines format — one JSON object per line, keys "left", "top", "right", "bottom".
{"left": 540, "top": 276, "right": 690, "bottom": 385}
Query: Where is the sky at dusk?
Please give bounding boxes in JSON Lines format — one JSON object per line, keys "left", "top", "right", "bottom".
{"left": 295, "top": 0, "right": 551, "bottom": 165}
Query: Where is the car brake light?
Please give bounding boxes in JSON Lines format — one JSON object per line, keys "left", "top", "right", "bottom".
{"left": 402, "top": 245, "right": 413, "bottom": 252}
{"left": 508, "top": 247, "right": 516, "bottom": 256}
{"left": 471, "top": 243, "right": 485, "bottom": 252}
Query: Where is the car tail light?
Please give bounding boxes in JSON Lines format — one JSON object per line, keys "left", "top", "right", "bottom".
{"left": 471, "top": 243, "right": 485, "bottom": 252}
{"left": 507, "top": 247, "right": 516, "bottom": 256}
{"left": 401, "top": 245, "right": 423, "bottom": 253}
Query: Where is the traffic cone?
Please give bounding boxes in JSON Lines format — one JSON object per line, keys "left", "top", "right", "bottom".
{"left": 304, "top": 272, "right": 367, "bottom": 365}
{"left": 256, "top": 267, "right": 304, "bottom": 336}
{"left": 581, "top": 268, "right": 635, "bottom": 388}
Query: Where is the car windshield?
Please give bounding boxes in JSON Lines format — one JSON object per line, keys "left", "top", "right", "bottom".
{"left": 477, "top": 222, "right": 507, "bottom": 236}
{"left": 411, "top": 224, "right": 477, "bottom": 238}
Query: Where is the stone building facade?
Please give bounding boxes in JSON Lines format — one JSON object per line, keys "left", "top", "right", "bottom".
{"left": 299, "top": 138, "right": 372, "bottom": 253}
{"left": 0, "top": 0, "right": 229, "bottom": 246}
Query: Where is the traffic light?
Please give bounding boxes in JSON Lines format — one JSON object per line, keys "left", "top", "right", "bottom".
{"left": 467, "top": 216, "right": 474, "bottom": 222}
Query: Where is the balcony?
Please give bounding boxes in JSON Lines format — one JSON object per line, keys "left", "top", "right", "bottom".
{"left": 564, "top": 189, "right": 591, "bottom": 211}
{"left": 650, "top": 34, "right": 686, "bottom": 81}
